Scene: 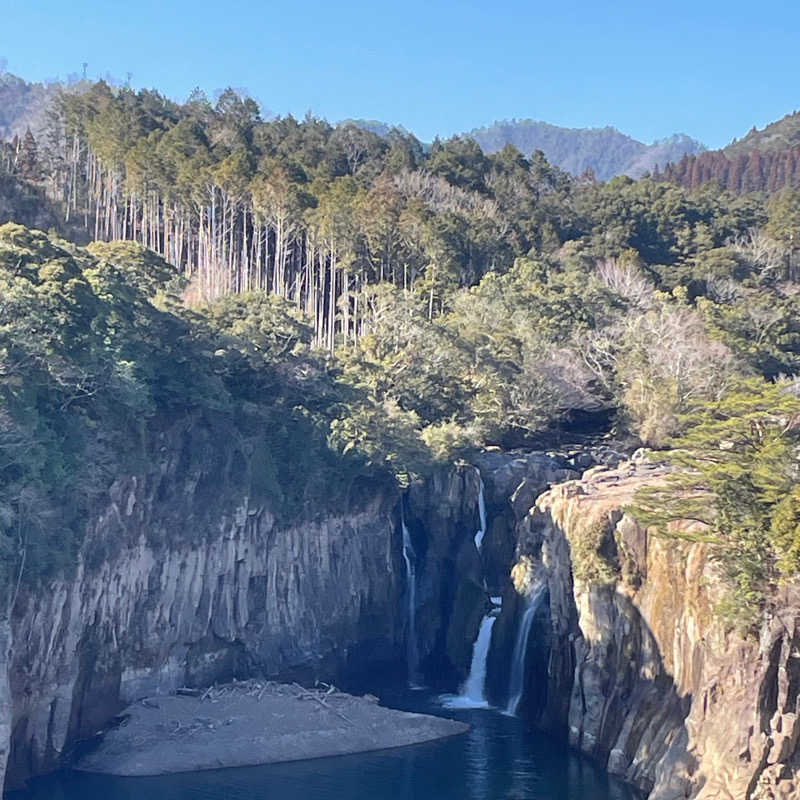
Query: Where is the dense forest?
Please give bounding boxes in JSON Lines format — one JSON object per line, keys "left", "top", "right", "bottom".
{"left": 3, "top": 79, "right": 800, "bottom": 624}
{"left": 660, "top": 147, "right": 800, "bottom": 194}
{"left": 660, "top": 112, "right": 800, "bottom": 195}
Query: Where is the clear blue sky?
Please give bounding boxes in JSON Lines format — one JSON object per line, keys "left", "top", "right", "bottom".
{"left": 3, "top": 0, "right": 799, "bottom": 148}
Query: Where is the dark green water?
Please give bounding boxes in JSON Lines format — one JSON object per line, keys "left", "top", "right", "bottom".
{"left": 14, "top": 690, "right": 636, "bottom": 800}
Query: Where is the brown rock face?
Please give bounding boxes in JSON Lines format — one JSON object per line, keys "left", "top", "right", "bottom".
{"left": 512, "top": 460, "right": 800, "bottom": 799}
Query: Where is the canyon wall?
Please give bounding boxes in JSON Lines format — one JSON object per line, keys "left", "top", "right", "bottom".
{"left": 0, "top": 438, "right": 576, "bottom": 791}
{"left": 513, "top": 458, "right": 800, "bottom": 800}
{"left": 6, "top": 436, "right": 797, "bottom": 800}
{"left": 1, "top": 420, "right": 410, "bottom": 789}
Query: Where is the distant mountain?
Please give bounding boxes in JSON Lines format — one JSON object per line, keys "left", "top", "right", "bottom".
{"left": 466, "top": 120, "right": 705, "bottom": 181}
{"left": 0, "top": 73, "right": 706, "bottom": 184}
{"left": 625, "top": 134, "right": 706, "bottom": 179}
{"left": 0, "top": 72, "right": 109, "bottom": 142}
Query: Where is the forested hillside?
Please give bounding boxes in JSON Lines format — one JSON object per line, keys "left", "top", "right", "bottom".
{"left": 467, "top": 121, "right": 704, "bottom": 180}
{"left": 3, "top": 79, "right": 800, "bottom": 622}
{"left": 660, "top": 112, "right": 800, "bottom": 194}
{"left": 724, "top": 111, "right": 800, "bottom": 157}
{"left": 0, "top": 82, "right": 751, "bottom": 351}
{"left": 660, "top": 147, "right": 800, "bottom": 194}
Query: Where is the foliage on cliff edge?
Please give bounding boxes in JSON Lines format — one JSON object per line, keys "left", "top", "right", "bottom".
{"left": 0, "top": 224, "right": 437, "bottom": 599}
{"left": 630, "top": 378, "right": 800, "bottom": 629}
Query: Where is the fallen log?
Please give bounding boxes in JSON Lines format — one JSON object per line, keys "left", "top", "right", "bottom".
{"left": 292, "top": 683, "right": 354, "bottom": 726}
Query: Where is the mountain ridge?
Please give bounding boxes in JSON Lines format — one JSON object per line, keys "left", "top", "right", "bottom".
{"left": 345, "top": 117, "right": 707, "bottom": 181}
{"left": 464, "top": 119, "right": 705, "bottom": 180}
{"left": 0, "top": 70, "right": 706, "bottom": 184}
{"left": 723, "top": 110, "right": 800, "bottom": 158}
{"left": 5, "top": 68, "right": 800, "bottom": 189}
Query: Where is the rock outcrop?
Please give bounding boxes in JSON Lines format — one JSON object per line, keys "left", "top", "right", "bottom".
{"left": 406, "top": 452, "right": 578, "bottom": 688}
{"left": 6, "top": 493, "right": 408, "bottom": 788}
{"left": 0, "top": 621, "right": 12, "bottom": 789}
{"left": 511, "top": 458, "right": 800, "bottom": 799}
{"left": 13, "top": 437, "right": 793, "bottom": 800}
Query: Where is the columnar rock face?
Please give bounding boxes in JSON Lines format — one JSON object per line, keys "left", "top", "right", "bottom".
{"left": 515, "top": 459, "right": 800, "bottom": 799}
{"left": 406, "top": 464, "right": 485, "bottom": 686}
{"left": 0, "top": 621, "right": 12, "bottom": 788}
{"left": 3, "top": 433, "right": 406, "bottom": 789}
{"left": 0, "top": 446, "right": 572, "bottom": 788}
{"left": 3, "top": 441, "right": 576, "bottom": 789}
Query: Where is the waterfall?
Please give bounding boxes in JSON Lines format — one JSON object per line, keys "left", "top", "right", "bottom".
{"left": 401, "top": 508, "right": 419, "bottom": 685}
{"left": 474, "top": 469, "right": 487, "bottom": 552}
{"left": 441, "top": 599, "right": 501, "bottom": 709}
{"left": 504, "top": 586, "right": 547, "bottom": 716}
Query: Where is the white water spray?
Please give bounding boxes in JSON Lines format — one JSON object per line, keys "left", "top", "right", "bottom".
{"left": 401, "top": 508, "right": 419, "bottom": 685}
{"left": 504, "top": 586, "right": 547, "bottom": 716}
{"left": 441, "top": 596, "right": 502, "bottom": 709}
{"left": 474, "top": 469, "right": 487, "bottom": 552}
{"left": 442, "top": 612, "right": 497, "bottom": 709}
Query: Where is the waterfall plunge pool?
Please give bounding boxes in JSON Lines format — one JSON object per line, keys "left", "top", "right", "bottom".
{"left": 14, "top": 688, "right": 637, "bottom": 800}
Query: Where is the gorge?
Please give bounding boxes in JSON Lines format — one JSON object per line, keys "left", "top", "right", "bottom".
{"left": 4, "top": 438, "right": 799, "bottom": 799}
{"left": 3, "top": 91, "right": 800, "bottom": 798}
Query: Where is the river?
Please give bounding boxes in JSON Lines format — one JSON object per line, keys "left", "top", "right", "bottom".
{"left": 14, "top": 688, "right": 637, "bottom": 800}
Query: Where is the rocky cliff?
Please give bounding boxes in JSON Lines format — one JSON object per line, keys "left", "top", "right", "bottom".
{"left": 405, "top": 451, "right": 578, "bottom": 688}
{"left": 510, "top": 457, "right": 800, "bottom": 800}
{"left": 0, "top": 440, "right": 580, "bottom": 791}
{"left": 1, "top": 420, "right": 408, "bottom": 790}
{"left": 8, "top": 439, "right": 795, "bottom": 799}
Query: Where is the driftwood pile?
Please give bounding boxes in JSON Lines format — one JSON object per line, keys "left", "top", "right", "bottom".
{"left": 154, "top": 716, "right": 233, "bottom": 738}
{"left": 291, "top": 682, "right": 355, "bottom": 725}
{"left": 175, "top": 678, "right": 285, "bottom": 703}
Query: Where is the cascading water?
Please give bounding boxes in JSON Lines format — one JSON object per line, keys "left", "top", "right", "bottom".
{"left": 462, "top": 613, "right": 495, "bottom": 701}
{"left": 401, "top": 508, "right": 420, "bottom": 686}
{"left": 504, "top": 586, "right": 547, "bottom": 716}
{"left": 473, "top": 469, "right": 487, "bottom": 552}
{"left": 442, "top": 610, "right": 498, "bottom": 709}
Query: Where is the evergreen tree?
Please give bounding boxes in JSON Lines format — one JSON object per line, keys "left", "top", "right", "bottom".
{"left": 629, "top": 378, "right": 800, "bottom": 627}
{"left": 16, "top": 127, "right": 39, "bottom": 181}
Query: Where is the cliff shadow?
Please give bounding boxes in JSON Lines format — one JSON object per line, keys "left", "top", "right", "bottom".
{"left": 489, "top": 580, "right": 699, "bottom": 798}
